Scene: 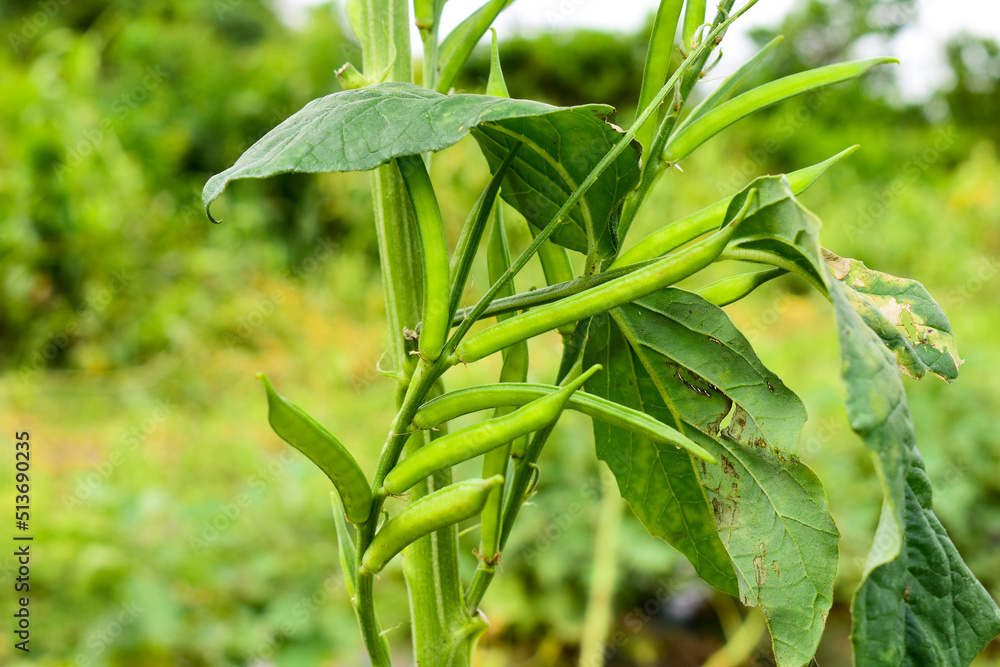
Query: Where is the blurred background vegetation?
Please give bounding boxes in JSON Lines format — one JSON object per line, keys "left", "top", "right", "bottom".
{"left": 1, "top": 0, "right": 998, "bottom": 664}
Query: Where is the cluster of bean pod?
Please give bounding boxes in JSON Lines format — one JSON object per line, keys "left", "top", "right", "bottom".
{"left": 257, "top": 364, "right": 658, "bottom": 573}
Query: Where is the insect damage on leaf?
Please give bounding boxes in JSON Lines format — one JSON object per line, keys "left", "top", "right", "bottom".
{"left": 823, "top": 249, "right": 962, "bottom": 381}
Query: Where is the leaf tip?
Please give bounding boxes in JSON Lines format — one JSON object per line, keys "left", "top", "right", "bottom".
{"left": 205, "top": 204, "right": 222, "bottom": 224}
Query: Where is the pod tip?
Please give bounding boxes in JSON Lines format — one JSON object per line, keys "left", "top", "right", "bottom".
{"left": 562, "top": 364, "right": 602, "bottom": 393}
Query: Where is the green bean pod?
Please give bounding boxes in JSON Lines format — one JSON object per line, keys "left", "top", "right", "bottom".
{"left": 697, "top": 268, "right": 786, "bottom": 307}
{"left": 257, "top": 373, "right": 372, "bottom": 523}
{"left": 361, "top": 476, "right": 504, "bottom": 574}
{"left": 611, "top": 145, "right": 858, "bottom": 269}
{"left": 411, "top": 381, "right": 714, "bottom": 462}
{"left": 681, "top": 0, "right": 706, "bottom": 49}
{"left": 453, "top": 207, "right": 747, "bottom": 365}
{"left": 634, "top": 0, "right": 684, "bottom": 154}
{"left": 673, "top": 36, "right": 784, "bottom": 135}
{"left": 397, "top": 154, "right": 450, "bottom": 361}
{"left": 383, "top": 366, "right": 601, "bottom": 495}
{"left": 663, "top": 58, "right": 896, "bottom": 165}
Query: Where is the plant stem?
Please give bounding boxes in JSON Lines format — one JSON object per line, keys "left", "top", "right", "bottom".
{"left": 356, "top": 572, "right": 392, "bottom": 666}
{"left": 578, "top": 466, "right": 623, "bottom": 667}
{"left": 356, "top": 2, "right": 485, "bottom": 664}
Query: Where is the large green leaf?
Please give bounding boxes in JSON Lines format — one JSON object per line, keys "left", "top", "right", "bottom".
{"left": 720, "top": 184, "right": 999, "bottom": 663}
{"left": 831, "top": 279, "right": 1000, "bottom": 665}
{"left": 202, "top": 83, "right": 616, "bottom": 221}
{"left": 473, "top": 110, "right": 641, "bottom": 257}
{"left": 585, "top": 310, "right": 740, "bottom": 597}
{"left": 592, "top": 291, "right": 839, "bottom": 667}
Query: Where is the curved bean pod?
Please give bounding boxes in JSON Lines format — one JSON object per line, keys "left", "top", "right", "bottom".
{"left": 382, "top": 366, "right": 600, "bottom": 495}
{"left": 257, "top": 373, "right": 372, "bottom": 523}
{"left": 663, "top": 58, "right": 895, "bottom": 164}
{"left": 681, "top": 0, "right": 706, "bottom": 49}
{"left": 412, "top": 381, "right": 714, "bottom": 462}
{"left": 453, "top": 207, "right": 746, "bottom": 365}
{"left": 397, "top": 154, "right": 450, "bottom": 361}
{"left": 361, "top": 476, "right": 504, "bottom": 574}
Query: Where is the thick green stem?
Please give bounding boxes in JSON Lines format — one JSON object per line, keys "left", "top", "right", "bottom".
{"left": 356, "top": 572, "right": 392, "bottom": 666}
{"left": 357, "top": 2, "right": 484, "bottom": 664}
{"left": 402, "top": 439, "right": 475, "bottom": 665}
{"left": 356, "top": 0, "right": 417, "bottom": 657}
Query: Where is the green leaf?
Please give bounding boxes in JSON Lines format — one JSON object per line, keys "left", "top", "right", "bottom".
{"left": 823, "top": 249, "right": 961, "bottom": 382}
{"left": 717, "top": 183, "right": 999, "bottom": 663}
{"left": 723, "top": 175, "right": 829, "bottom": 292}
{"left": 829, "top": 279, "right": 1000, "bottom": 665}
{"left": 583, "top": 288, "right": 841, "bottom": 665}
{"left": 473, "top": 109, "right": 642, "bottom": 257}
{"left": 584, "top": 308, "right": 739, "bottom": 597}
{"left": 202, "top": 83, "right": 603, "bottom": 221}
{"left": 725, "top": 183, "right": 964, "bottom": 384}
{"left": 663, "top": 57, "right": 896, "bottom": 164}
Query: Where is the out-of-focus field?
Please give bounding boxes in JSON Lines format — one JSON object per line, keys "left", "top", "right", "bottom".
{"left": 1, "top": 1, "right": 998, "bottom": 665}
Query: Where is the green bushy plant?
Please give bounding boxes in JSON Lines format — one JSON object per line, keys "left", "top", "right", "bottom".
{"left": 204, "top": 1, "right": 1000, "bottom": 664}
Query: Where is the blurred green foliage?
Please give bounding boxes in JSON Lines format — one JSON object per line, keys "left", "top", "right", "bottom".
{"left": 1, "top": 0, "right": 998, "bottom": 665}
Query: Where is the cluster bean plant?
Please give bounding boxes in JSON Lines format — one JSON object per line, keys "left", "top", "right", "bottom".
{"left": 202, "top": 0, "right": 1000, "bottom": 664}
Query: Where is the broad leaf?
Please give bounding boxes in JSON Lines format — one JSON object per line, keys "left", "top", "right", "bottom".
{"left": 824, "top": 249, "right": 961, "bottom": 382}
{"left": 473, "top": 110, "right": 641, "bottom": 256}
{"left": 831, "top": 279, "right": 1000, "bottom": 665}
{"left": 588, "top": 291, "right": 838, "bottom": 667}
{"left": 727, "top": 180, "right": 964, "bottom": 383}
{"left": 721, "top": 183, "right": 999, "bottom": 663}
{"left": 202, "top": 83, "right": 615, "bottom": 221}
{"left": 585, "top": 310, "right": 740, "bottom": 597}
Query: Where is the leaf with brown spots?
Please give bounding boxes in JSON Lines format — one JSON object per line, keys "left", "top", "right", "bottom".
{"left": 584, "top": 288, "right": 839, "bottom": 666}
{"left": 823, "top": 249, "right": 961, "bottom": 381}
